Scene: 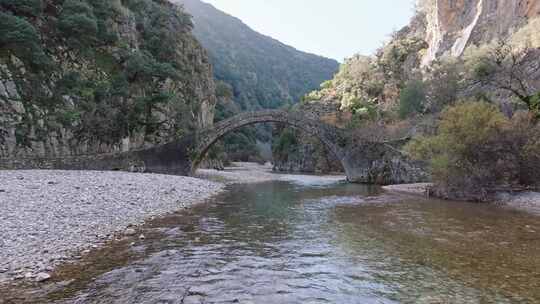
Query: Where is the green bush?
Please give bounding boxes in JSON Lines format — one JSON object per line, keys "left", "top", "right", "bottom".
{"left": 527, "top": 91, "right": 540, "bottom": 118}
{"left": 0, "top": 0, "right": 43, "bottom": 16}
{"left": 398, "top": 80, "right": 426, "bottom": 118}
{"left": 58, "top": 0, "right": 98, "bottom": 49}
{"left": 0, "top": 12, "right": 49, "bottom": 68}
{"left": 125, "top": 50, "right": 177, "bottom": 82}
{"left": 406, "top": 102, "right": 540, "bottom": 200}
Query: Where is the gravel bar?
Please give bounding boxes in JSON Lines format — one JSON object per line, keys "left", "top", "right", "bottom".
{"left": 197, "top": 162, "right": 346, "bottom": 185}
{"left": 0, "top": 170, "right": 224, "bottom": 283}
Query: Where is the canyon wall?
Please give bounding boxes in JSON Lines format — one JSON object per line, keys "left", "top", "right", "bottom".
{"left": 420, "top": 0, "right": 540, "bottom": 65}
{"left": 1, "top": 0, "right": 216, "bottom": 159}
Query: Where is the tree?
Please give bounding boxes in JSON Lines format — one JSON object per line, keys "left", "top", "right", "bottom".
{"left": 470, "top": 40, "right": 540, "bottom": 117}
{"left": 58, "top": 0, "right": 98, "bottom": 49}
{"left": 424, "top": 57, "right": 459, "bottom": 112}
{"left": 0, "top": 12, "right": 49, "bottom": 69}
{"left": 398, "top": 80, "right": 426, "bottom": 118}
{"left": 0, "top": 0, "right": 43, "bottom": 17}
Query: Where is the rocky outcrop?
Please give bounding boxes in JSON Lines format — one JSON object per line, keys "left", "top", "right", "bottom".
{"left": 0, "top": 0, "right": 216, "bottom": 159}
{"left": 419, "top": 0, "right": 540, "bottom": 65}
{"left": 272, "top": 136, "right": 343, "bottom": 174}
{"left": 341, "top": 141, "right": 430, "bottom": 185}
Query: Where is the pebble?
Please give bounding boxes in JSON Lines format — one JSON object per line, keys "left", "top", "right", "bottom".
{"left": 124, "top": 228, "right": 137, "bottom": 236}
{"left": 35, "top": 272, "right": 51, "bottom": 282}
{"left": 0, "top": 170, "right": 224, "bottom": 285}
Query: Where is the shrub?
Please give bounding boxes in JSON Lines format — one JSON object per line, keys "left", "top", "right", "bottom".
{"left": 425, "top": 58, "right": 459, "bottom": 112}
{"left": 125, "top": 50, "right": 177, "bottom": 82}
{"left": 58, "top": 0, "right": 98, "bottom": 49}
{"left": 406, "top": 102, "right": 540, "bottom": 200}
{"left": 527, "top": 92, "right": 540, "bottom": 118}
{"left": 398, "top": 80, "right": 426, "bottom": 118}
{"left": 0, "top": 0, "right": 43, "bottom": 17}
{"left": 0, "top": 12, "right": 49, "bottom": 68}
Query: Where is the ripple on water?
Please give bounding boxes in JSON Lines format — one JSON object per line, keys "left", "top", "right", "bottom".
{"left": 4, "top": 180, "right": 540, "bottom": 304}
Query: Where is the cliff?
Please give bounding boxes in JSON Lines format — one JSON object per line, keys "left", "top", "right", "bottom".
{"left": 0, "top": 0, "right": 216, "bottom": 158}
{"left": 420, "top": 0, "right": 540, "bottom": 65}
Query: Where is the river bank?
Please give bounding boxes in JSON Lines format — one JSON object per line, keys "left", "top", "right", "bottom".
{"left": 0, "top": 170, "right": 223, "bottom": 285}
{"left": 0, "top": 164, "right": 345, "bottom": 287}
{"left": 383, "top": 183, "right": 540, "bottom": 216}
{"left": 3, "top": 165, "right": 539, "bottom": 289}
{"left": 4, "top": 169, "right": 540, "bottom": 303}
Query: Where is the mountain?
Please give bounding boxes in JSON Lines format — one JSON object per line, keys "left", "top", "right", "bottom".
{"left": 176, "top": 0, "right": 339, "bottom": 111}
{"left": 1, "top": 0, "right": 215, "bottom": 158}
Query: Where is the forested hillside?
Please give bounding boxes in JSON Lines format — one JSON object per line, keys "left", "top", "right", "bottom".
{"left": 178, "top": 0, "right": 338, "bottom": 111}
{"left": 176, "top": 0, "right": 339, "bottom": 161}
{"left": 1, "top": 0, "right": 215, "bottom": 158}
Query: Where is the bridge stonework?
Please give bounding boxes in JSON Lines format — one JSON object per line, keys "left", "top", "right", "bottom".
{"left": 193, "top": 110, "right": 346, "bottom": 170}
{"left": 0, "top": 110, "right": 428, "bottom": 185}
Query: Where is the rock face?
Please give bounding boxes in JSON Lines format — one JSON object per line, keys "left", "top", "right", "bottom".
{"left": 419, "top": 0, "right": 540, "bottom": 65}
{"left": 0, "top": 0, "right": 216, "bottom": 159}
{"left": 341, "top": 141, "right": 430, "bottom": 185}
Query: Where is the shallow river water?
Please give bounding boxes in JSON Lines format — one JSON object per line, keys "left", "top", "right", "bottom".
{"left": 4, "top": 179, "right": 540, "bottom": 303}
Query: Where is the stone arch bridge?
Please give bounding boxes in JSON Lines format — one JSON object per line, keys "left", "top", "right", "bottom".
{"left": 1, "top": 110, "right": 427, "bottom": 184}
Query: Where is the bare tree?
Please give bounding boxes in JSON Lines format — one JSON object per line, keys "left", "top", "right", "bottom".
{"left": 475, "top": 40, "right": 540, "bottom": 115}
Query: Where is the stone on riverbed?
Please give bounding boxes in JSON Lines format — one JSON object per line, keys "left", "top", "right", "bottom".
{"left": 35, "top": 272, "right": 51, "bottom": 282}
{"left": 124, "top": 228, "right": 137, "bottom": 236}
{"left": 0, "top": 170, "right": 224, "bottom": 285}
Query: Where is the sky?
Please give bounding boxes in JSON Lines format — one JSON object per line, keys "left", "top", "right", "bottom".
{"left": 202, "top": 0, "right": 417, "bottom": 62}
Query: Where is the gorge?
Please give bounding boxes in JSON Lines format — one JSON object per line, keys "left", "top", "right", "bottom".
{"left": 2, "top": 0, "right": 540, "bottom": 303}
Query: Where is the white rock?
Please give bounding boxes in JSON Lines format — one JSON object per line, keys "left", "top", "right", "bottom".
{"left": 35, "top": 272, "right": 51, "bottom": 282}
{"left": 124, "top": 228, "right": 137, "bottom": 236}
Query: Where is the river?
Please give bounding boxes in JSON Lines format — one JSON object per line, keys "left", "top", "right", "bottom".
{"left": 3, "top": 177, "right": 540, "bottom": 303}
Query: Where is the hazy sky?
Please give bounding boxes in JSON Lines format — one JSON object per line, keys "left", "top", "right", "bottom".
{"left": 202, "top": 0, "right": 417, "bottom": 62}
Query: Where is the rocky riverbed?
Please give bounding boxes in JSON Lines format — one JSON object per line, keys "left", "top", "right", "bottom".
{"left": 0, "top": 170, "right": 223, "bottom": 284}
{"left": 197, "top": 162, "right": 346, "bottom": 185}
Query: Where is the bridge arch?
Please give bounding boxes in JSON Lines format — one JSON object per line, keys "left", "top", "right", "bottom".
{"left": 192, "top": 110, "right": 346, "bottom": 171}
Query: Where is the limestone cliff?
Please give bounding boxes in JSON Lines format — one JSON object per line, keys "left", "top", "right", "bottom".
{"left": 419, "top": 0, "right": 540, "bottom": 65}
{"left": 0, "top": 0, "right": 216, "bottom": 158}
